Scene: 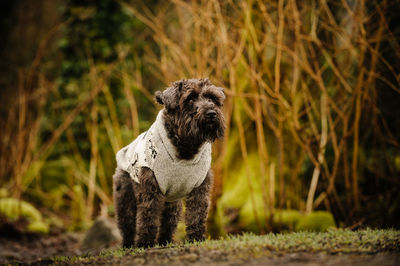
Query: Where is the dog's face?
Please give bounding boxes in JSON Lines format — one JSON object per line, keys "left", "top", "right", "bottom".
{"left": 155, "top": 78, "right": 225, "bottom": 143}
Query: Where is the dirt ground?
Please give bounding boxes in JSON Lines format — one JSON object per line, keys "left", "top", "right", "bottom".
{"left": 90, "top": 249, "right": 400, "bottom": 266}
{"left": 0, "top": 232, "right": 399, "bottom": 265}
{"left": 0, "top": 232, "right": 81, "bottom": 264}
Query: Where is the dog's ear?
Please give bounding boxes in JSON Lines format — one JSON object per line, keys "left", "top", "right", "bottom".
{"left": 216, "top": 86, "right": 226, "bottom": 102}
{"left": 155, "top": 91, "right": 164, "bottom": 105}
{"left": 154, "top": 81, "right": 184, "bottom": 109}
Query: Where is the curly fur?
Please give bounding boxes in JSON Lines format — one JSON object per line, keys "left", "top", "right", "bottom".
{"left": 157, "top": 78, "right": 226, "bottom": 160}
{"left": 113, "top": 78, "right": 225, "bottom": 248}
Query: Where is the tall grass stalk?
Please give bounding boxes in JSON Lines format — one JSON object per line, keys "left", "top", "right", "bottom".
{"left": 1, "top": 0, "right": 398, "bottom": 232}
{"left": 121, "top": 0, "right": 399, "bottom": 229}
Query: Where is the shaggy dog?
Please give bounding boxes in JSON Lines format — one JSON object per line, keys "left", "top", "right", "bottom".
{"left": 113, "top": 78, "right": 225, "bottom": 248}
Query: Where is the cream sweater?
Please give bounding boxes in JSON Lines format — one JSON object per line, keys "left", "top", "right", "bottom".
{"left": 116, "top": 110, "right": 212, "bottom": 202}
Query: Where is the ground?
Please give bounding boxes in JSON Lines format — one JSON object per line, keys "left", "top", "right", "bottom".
{"left": 0, "top": 229, "right": 399, "bottom": 265}
{"left": 0, "top": 232, "right": 81, "bottom": 264}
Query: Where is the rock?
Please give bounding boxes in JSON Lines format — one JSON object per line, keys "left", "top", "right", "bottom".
{"left": 80, "top": 217, "right": 121, "bottom": 255}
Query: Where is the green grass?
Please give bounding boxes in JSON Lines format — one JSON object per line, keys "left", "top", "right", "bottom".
{"left": 52, "top": 229, "right": 400, "bottom": 264}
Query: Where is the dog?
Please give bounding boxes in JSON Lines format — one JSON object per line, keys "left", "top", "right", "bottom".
{"left": 113, "top": 78, "right": 225, "bottom": 248}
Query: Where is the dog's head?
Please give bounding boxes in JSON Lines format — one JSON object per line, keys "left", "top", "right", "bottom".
{"left": 155, "top": 78, "right": 226, "bottom": 143}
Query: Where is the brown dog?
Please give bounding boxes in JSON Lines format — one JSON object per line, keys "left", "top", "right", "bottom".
{"left": 113, "top": 78, "right": 225, "bottom": 248}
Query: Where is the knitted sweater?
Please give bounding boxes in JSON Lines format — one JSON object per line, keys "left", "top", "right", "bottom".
{"left": 116, "top": 110, "right": 212, "bottom": 202}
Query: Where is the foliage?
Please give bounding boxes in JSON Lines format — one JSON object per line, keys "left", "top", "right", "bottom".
{"left": 0, "top": 0, "right": 399, "bottom": 234}
{"left": 121, "top": 0, "right": 400, "bottom": 233}
{"left": 295, "top": 211, "right": 336, "bottom": 232}
{"left": 0, "top": 0, "right": 160, "bottom": 230}
{"left": 0, "top": 197, "right": 49, "bottom": 234}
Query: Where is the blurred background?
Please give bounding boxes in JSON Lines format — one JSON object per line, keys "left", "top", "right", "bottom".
{"left": 1, "top": 0, "right": 399, "bottom": 238}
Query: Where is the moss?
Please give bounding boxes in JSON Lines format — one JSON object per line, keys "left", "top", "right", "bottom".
{"left": 54, "top": 229, "right": 400, "bottom": 264}
{"left": 238, "top": 193, "right": 334, "bottom": 233}
{"left": 27, "top": 220, "right": 49, "bottom": 234}
{"left": 295, "top": 211, "right": 336, "bottom": 231}
{"left": 273, "top": 210, "right": 303, "bottom": 230}
{"left": 218, "top": 152, "right": 335, "bottom": 233}
{"left": 0, "top": 197, "right": 49, "bottom": 234}
{"left": 217, "top": 151, "right": 312, "bottom": 234}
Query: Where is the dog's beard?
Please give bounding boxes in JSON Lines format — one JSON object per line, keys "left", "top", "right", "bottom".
{"left": 177, "top": 110, "right": 225, "bottom": 143}
{"left": 199, "top": 115, "right": 225, "bottom": 141}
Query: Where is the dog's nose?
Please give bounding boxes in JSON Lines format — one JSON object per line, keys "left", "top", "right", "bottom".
{"left": 206, "top": 110, "right": 217, "bottom": 119}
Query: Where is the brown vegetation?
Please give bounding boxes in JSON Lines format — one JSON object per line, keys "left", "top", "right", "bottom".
{"left": 0, "top": 0, "right": 399, "bottom": 233}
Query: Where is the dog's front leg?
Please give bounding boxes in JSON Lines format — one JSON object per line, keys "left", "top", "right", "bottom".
{"left": 134, "top": 167, "right": 164, "bottom": 248}
{"left": 113, "top": 169, "right": 137, "bottom": 248}
{"left": 185, "top": 170, "right": 213, "bottom": 242}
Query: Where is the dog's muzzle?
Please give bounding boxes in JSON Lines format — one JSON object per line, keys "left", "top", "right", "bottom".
{"left": 205, "top": 110, "right": 217, "bottom": 120}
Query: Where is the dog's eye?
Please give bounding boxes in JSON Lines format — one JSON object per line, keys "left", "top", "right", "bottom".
{"left": 205, "top": 94, "right": 221, "bottom": 106}
{"left": 187, "top": 94, "right": 197, "bottom": 105}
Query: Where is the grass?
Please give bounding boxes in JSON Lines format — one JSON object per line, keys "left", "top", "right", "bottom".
{"left": 52, "top": 229, "right": 400, "bottom": 264}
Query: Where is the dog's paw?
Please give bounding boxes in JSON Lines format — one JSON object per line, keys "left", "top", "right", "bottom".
{"left": 187, "top": 234, "right": 205, "bottom": 243}
{"left": 136, "top": 240, "right": 156, "bottom": 249}
{"left": 122, "top": 240, "right": 135, "bottom": 249}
